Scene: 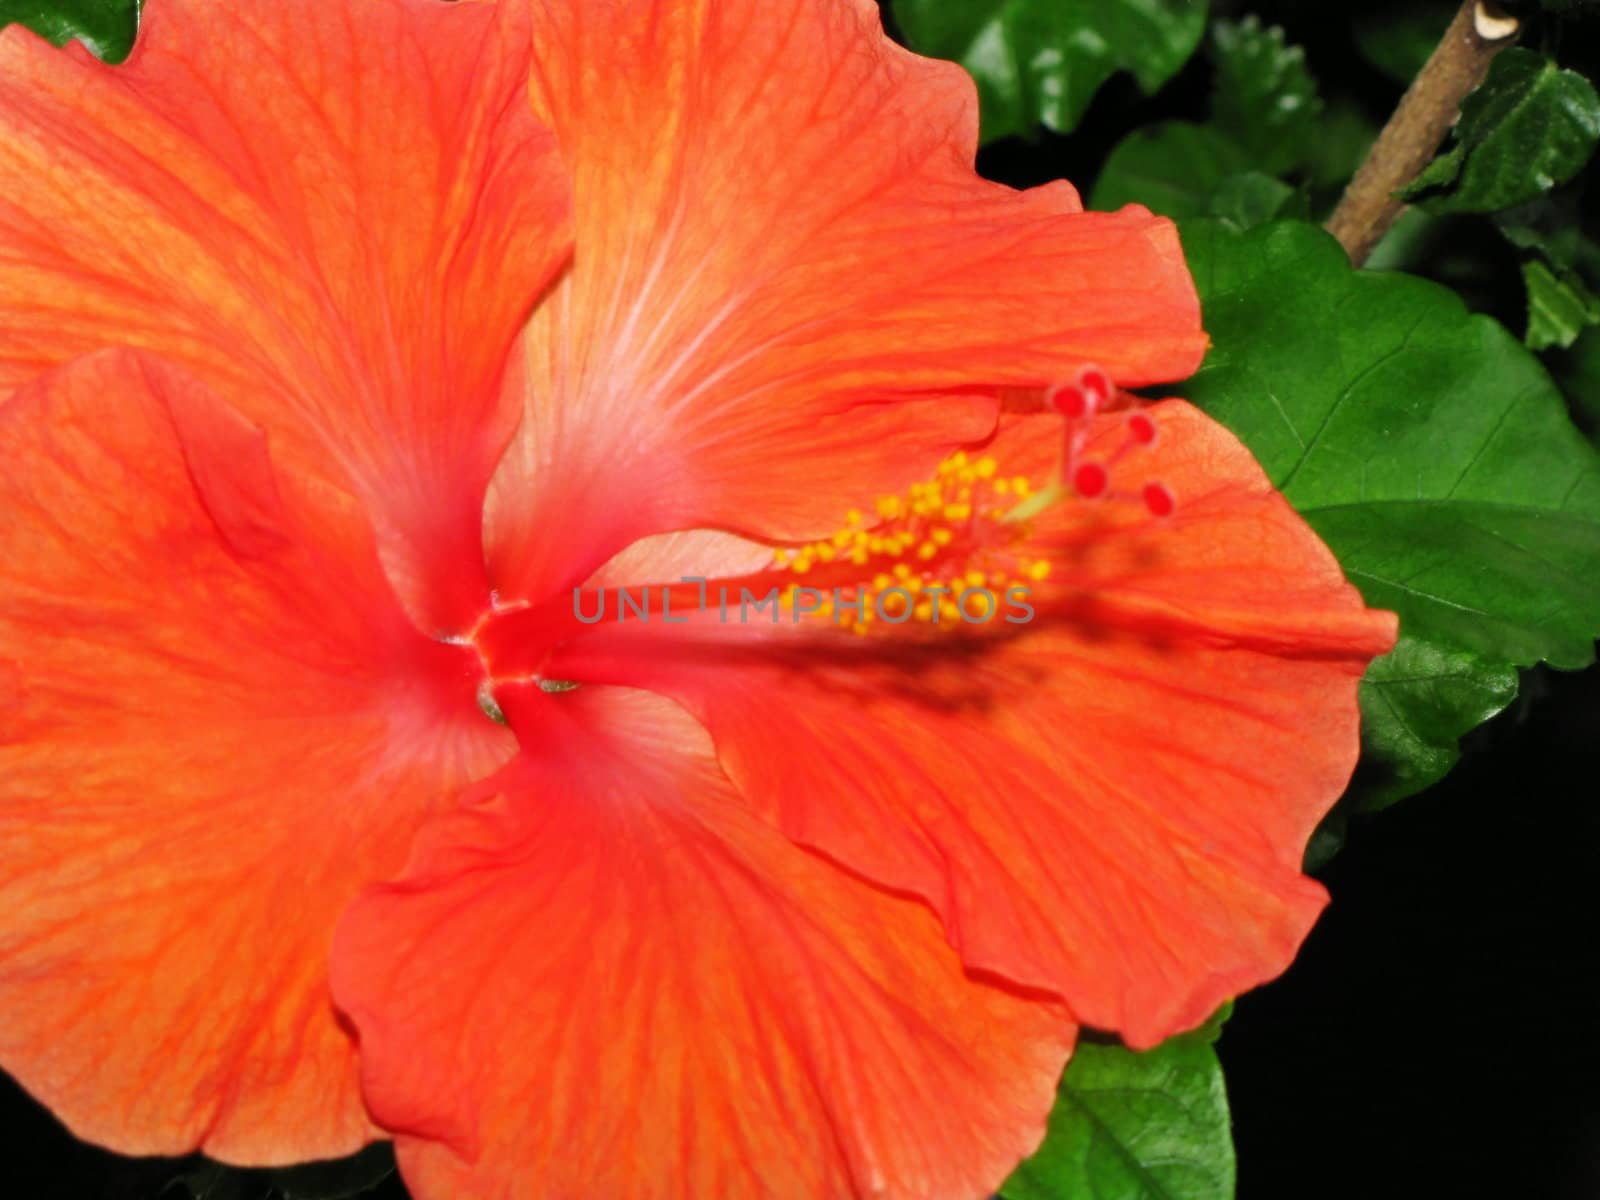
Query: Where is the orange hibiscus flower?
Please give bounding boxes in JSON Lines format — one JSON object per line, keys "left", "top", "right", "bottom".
{"left": 0, "top": 1, "right": 1396, "bottom": 1197}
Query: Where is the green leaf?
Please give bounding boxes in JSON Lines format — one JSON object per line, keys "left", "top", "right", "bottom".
{"left": 1093, "top": 142, "right": 1305, "bottom": 231}
{"left": 0, "top": 0, "right": 139, "bottom": 61}
{"left": 1355, "top": 641, "right": 1520, "bottom": 807}
{"left": 1001, "top": 1009, "right": 1234, "bottom": 1200}
{"left": 1091, "top": 19, "right": 1321, "bottom": 220}
{"left": 1092, "top": 123, "right": 1248, "bottom": 217}
{"left": 1209, "top": 17, "right": 1321, "bottom": 175}
{"left": 1494, "top": 194, "right": 1600, "bottom": 351}
{"left": 1178, "top": 220, "right": 1600, "bottom": 807}
{"left": 1524, "top": 258, "right": 1600, "bottom": 351}
{"left": 1207, "top": 171, "right": 1310, "bottom": 231}
{"left": 1353, "top": 2, "right": 1454, "bottom": 87}
{"left": 1406, "top": 49, "right": 1600, "bottom": 214}
{"left": 889, "top": 0, "right": 1208, "bottom": 142}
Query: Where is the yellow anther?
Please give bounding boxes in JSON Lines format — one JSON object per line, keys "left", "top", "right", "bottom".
{"left": 772, "top": 447, "right": 1058, "bottom": 635}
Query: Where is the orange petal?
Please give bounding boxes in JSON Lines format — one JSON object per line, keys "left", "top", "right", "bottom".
{"left": 0, "top": 352, "right": 513, "bottom": 1163}
{"left": 332, "top": 685, "right": 1075, "bottom": 1200}
{"left": 484, "top": 0, "right": 1206, "bottom": 600}
{"left": 542, "top": 402, "right": 1397, "bottom": 1048}
{"left": 0, "top": 0, "right": 571, "bottom": 630}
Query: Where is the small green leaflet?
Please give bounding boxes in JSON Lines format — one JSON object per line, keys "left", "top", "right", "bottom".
{"left": 1208, "top": 17, "right": 1321, "bottom": 175}
{"left": 1178, "top": 220, "right": 1600, "bottom": 808}
{"left": 1524, "top": 258, "right": 1600, "bottom": 351}
{"left": 1001, "top": 1008, "right": 1234, "bottom": 1200}
{"left": 1406, "top": 49, "right": 1600, "bottom": 215}
{"left": 889, "top": 0, "right": 1208, "bottom": 143}
{"left": 1497, "top": 194, "right": 1600, "bottom": 352}
{"left": 1092, "top": 19, "right": 1319, "bottom": 227}
{"left": 0, "top": 0, "right": 139, "bottom": 61}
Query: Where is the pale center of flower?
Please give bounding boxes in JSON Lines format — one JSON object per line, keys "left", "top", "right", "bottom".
{"left": 466, "top": 366, "right": 1174, "bottom": 701}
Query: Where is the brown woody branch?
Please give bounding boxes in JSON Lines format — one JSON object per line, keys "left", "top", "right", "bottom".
{"left": 1325, "top": 1, "right": 1523, "bottom": 266}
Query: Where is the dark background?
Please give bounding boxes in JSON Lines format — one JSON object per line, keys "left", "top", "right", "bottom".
{"left": 1224, "top": 664, "right": 1600, "bottom": 1200}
